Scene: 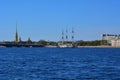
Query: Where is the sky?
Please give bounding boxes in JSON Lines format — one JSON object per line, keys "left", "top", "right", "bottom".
{"left": 0, "top": 0, "right": 120, "bottom": 41}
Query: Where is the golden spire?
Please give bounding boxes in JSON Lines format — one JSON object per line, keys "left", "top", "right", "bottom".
{"left": 16, "top": 22, "right": 18, "bottom": 34}
{"left": 14, "top": 22, "right": 19, "bottom": 43}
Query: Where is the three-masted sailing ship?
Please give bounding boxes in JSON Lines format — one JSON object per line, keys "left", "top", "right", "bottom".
{"left": 59, "top": 28, "right": 75, "bottom": 48}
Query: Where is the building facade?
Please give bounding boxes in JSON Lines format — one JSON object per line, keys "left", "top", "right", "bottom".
{"left": 102, "top": 34, "right": 120, "bottom": 44}
{"left": 111, "top": 39, "right": 120, "bottom": 47}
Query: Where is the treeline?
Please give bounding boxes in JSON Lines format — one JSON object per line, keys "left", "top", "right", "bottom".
{"left": 37, "top": 40, "right": 108, "bottom": 46}
{"left": 3, "top": 40, "right": 108, "bottom": 47}
{"left": 76, "top": 40, "right": 108, "bottom": 46}
{"left": 37, "top": 40, "right": 57, "bottom": 46}
{"left": 38, "top": 40, "right": 108, "bottom": 46}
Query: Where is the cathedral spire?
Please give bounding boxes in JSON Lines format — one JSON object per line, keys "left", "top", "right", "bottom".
{"left": 14, "top": 22, "right": 19, "bottom": 43}
{"left": 16, "top": 22, "right": 18, "bottom": 33}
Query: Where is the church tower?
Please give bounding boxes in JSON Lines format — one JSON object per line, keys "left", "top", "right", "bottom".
{"left": 14, "top": 23, "right": 19, "bottom": 43}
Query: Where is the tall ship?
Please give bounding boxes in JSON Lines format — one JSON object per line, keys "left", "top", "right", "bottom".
{"left": 58, "top": 28, "right": 75, "bottom": 48}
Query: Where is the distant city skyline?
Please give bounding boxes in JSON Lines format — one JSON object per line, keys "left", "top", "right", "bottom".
{"left": 0, "top": 0, "right": 120, "bottom": 41}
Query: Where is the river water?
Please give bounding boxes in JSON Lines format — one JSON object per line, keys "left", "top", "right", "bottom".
{"left": 0, "top": 48, "right": 120, "bottom": 80}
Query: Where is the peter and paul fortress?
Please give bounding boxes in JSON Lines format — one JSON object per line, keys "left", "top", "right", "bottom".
{"left": 0, "top": 23, "right": 43, "bottom": 47}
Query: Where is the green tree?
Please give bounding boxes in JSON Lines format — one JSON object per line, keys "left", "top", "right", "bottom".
{"left": 38, "top": 40, "right": 47, "bottom": 46}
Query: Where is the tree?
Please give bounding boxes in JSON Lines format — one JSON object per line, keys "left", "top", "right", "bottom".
{"left": 38, "top": 40, "right": 47, "bottom": 46}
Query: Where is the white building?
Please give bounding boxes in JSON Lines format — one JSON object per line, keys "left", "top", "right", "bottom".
{"left": 111, "top": 39, "right": 120, "bottom": 47}
{"left": 102, "top": 34, "right": 120, "bottom": 44}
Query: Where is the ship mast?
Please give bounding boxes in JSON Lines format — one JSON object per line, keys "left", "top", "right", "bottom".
{"left": 72, "top": 28, "right": 74, "bottom": 44}
{"left": 66, "top": 28, "right": 68, "bottom": 42}
{"left": 62, "top": 30, "right": 64, "bottom": 45}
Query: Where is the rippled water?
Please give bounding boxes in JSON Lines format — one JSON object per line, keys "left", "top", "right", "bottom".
{"left": 0, "top": 48, "right": 120, "bottom": 80}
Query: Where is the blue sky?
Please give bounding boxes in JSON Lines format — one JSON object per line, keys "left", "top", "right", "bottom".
{"left": 0, "top": 0, "right": 120, "bottom": 41}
